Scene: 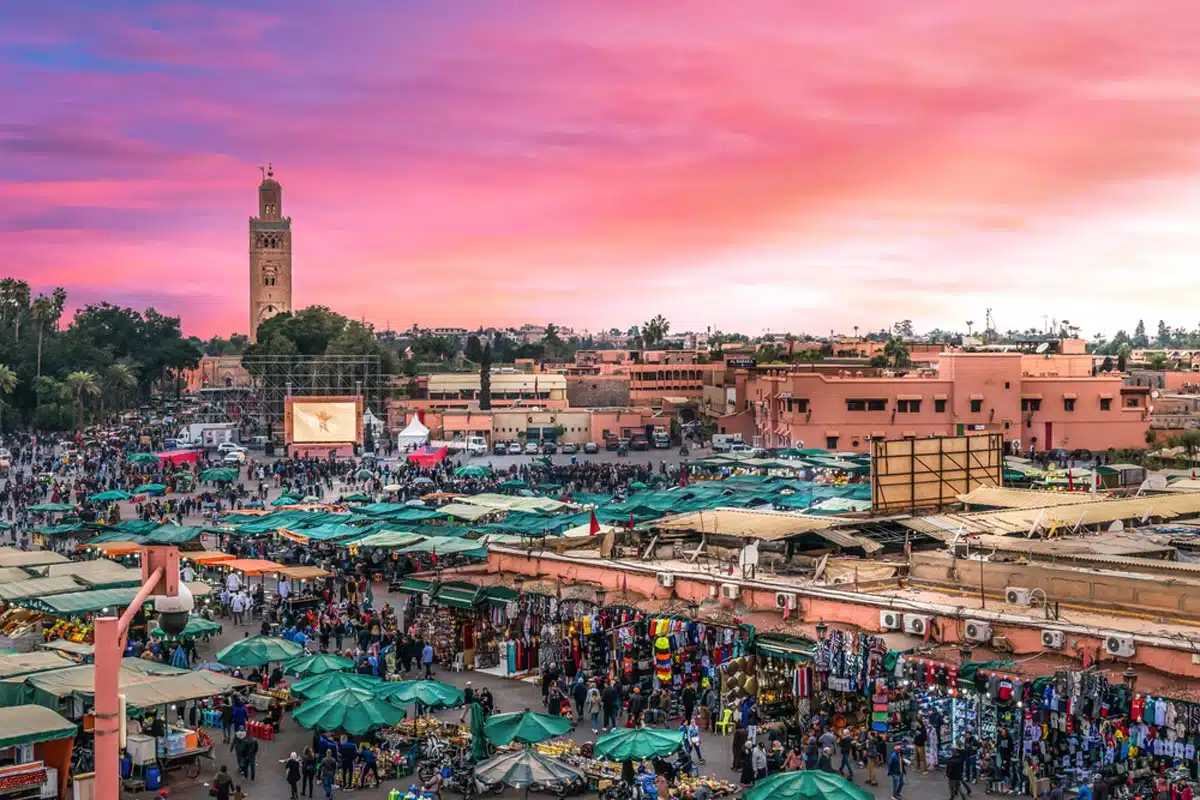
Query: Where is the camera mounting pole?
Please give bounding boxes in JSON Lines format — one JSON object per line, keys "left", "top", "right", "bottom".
{"left": 94, "top": 546, "right": 179, "bottom": 800}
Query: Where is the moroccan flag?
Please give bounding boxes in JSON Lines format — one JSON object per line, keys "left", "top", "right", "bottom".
{"left": 627, "top": 513, "right": 635, "bottom": 531}
{"left": 680, "top": 468, "right": 688, "bottom": 487}
{"left": 1068, "top": 471, "right": 1074, "bottom": 491}
{"left": 589, "top": 510, "right": 600, "bottom": 536}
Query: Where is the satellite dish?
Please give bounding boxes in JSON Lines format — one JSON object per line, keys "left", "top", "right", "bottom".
{"left": 1036, "top": 342, "right": 1050, "bottom": 354}
{"left": 1147, "top": 475, "right": 1169, "bottom": 491}
{"left": 1107, "top": 520, "right": 1125, "bottom": 532}
{"left": 1151, "top": 390, "right": 1161, "bottom": 399}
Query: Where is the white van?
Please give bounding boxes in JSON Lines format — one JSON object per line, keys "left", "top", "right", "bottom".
{"left": 466, "top": 436, "right": 488, "bottom": 456}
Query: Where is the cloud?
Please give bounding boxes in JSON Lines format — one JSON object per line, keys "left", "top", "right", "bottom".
{"left": 6, "top": 0, "right": 1200, "bottom": 336}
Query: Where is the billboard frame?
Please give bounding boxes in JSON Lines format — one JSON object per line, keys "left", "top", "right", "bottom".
{"left": 871, "top": 433, "right": 1003, "bottom": 514}
{"left": 284, "top": 395, "right": 364, "bottom": 447}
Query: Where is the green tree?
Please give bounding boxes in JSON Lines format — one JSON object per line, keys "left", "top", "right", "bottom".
{"left": 479, "top": 341, "right": 493, "bottom": 410}
{"left": 869, "top": 354, "right": 890, "bottom": 368}
{"left": 642, "top": 315, "right": 671, "bottom": 348}
{"left": 31, "top": 290, "right": 65, "bottom": 380}
{"left": 1157, "top": 320, "right": 1171, "bottom": 347}
{"left": 884, "top": 336, "right": 912, "bottom": 368}
{"left": 63, "top": 370, "right": 100, "bottom": 431}
{"left": 101, "top": 362, "right": 138, "bottom": 420}
{"left": 892, "top": 319, "right": 914, "bottom": 338}
{"left": 1147, "top": 352, "right": 1168, "bottom": 370}
{"left": 0, "top": 364, "right": 16, "bottom": 432}
{"left": 464, "top": 335, "right": 484, "bottom": 363}
{"left": 1133, "top": 320, "right": 1148, "bottom": 348}
{"left": 1116, "top": 343, "right": 1131, "bottom": 372}
{"left": 798, "top": 350, "right": 823, "bottom": 371}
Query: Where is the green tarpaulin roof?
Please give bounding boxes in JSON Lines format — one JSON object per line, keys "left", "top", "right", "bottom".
{"left": 433, "top": 581, "right": 482, "bottom": 609}
{"left": 15, "top": 586, "right": 145, "bottom": 616}
{"left": 398, "top": 578, "right": 436, "bottom": 594}
{"left": 0, "top": 652, "right": 77, "bottom": 680}
{"left": 395, "top": 537, "right": 487, "bottom": 557}
{"left": 33, "top": 522, "right": 90, "bottom": 537}
{"left": 0, "top": 705, "right": 76, "bottom": 748}
{"left": 355, "top": 530, "right": 424, "bottom": 549}
{"left": 0, "top": 576, "right": 86, "bottom": 602}
{"left": 484, "top": 586, "right": 520, "bottom": 607}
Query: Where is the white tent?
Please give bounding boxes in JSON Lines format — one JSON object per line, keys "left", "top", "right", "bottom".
{"left": 363, "top": 408, "right": 386, "bottom": 437}
{"left": 396, "top": 416, "right": 429, "bottom": 448}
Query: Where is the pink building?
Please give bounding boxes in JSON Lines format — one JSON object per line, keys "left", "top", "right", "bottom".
{"left": 742, "top": 352, "right": 1150, "bottom": 453}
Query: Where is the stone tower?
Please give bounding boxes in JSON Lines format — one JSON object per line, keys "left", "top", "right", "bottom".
{"left": 248, "top": 164, "right": 292, "bottom": 343}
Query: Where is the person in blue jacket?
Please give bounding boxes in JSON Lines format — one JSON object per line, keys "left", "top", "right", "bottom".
{"left": 338, "top": 735, "right": 357, "bottom": 788}
{"left": 887, "top": 744, "right": 906, "bottom": 799}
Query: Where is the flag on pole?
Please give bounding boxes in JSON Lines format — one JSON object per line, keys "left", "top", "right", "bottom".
{"left": 588, "top": 510, "right": 600, "bottom": 536}
{"left": 627, "top": 513, "right": 635, "bottom": 532}
{"left": 680, "top": 468, "right": 688, "bottom": 488}
{"left": 1068, "top": 471, "right": 1074, "bottom": 491}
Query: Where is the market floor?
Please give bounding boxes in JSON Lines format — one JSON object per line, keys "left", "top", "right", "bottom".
{"left": 146, "top": 586, "right": 955, "bottom": 800}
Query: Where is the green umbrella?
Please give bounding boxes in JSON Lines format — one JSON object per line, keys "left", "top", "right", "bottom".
{"left": 474, "top": 749, "right": 582, "bottom": 790}
{"left": 151, "top": 616, "right": 223, "bottom": 640}
{"left": 293, "top": 688, "right": 406, "bottom": 736}
{"left": 593, "top": 728, "right": 684, "bottom": 761}
{"left": 629, "top": 481, "right": 648, "bottom": 490}
{"left": 484, "top": 710, "right": 573, "bottom": 746}
{"left": 27, "top": 503, "right": 74, "bottom": 513}
{"left": 374, "top": 679, "right": 463, "bottom": 709}
{"left": 271, "top": 495, "right": 301, "bottom": 507}
{"left": 355, "top": 469, "right": 375, "bottom": 480}
{"left": 454, "top": 465, "right": 491, "bottom": 478}
{"left": 127, "top": 453, "right": 160, "bottom": 464}
{"left": 215, "top": 635, "right": 303, "bottom": 667}
{"left": 469, "top": 702, "right": 489, "bottom": 761}
{"left": 742, "top": 770, "right": 872, "bottom": 800}
{"left": 498, "top": 480, "right": 527, "bottom": 489}
{"left": 90, "top": 490, "right": 131, "bottom": 502}
{"left": 284, "top": 653, "right": 356, "bottom": 678}
{"left": 133, "top": 483, "right": 167, "bottom": 494}
{"left": 290, "top": 671, "right": 382, "bottom": 700}
{"left": 200, "top": 468, "right": 239, "bottom": 483}
{"left": 343, "top": 493, "right": 371, "bottom": 504}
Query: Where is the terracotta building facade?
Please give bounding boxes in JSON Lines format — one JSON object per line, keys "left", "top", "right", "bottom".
{"left": 248, "top": 165, "right": 293, "bottom": 342}
{"left": 741, "top": 351, "right": 1150, "bottom": 453}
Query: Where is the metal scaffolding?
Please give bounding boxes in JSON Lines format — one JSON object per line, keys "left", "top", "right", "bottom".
{"left": 242, "top": 354, "right": 383, "bottom": 442}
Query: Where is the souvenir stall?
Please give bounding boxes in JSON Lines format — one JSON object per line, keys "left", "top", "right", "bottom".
{"left": 480, "top": 587, "right": 520, "bottom": 672}
{"left": 402, "top": 580, "right": 486, "bottom": 668}
{"left": 0, "top": 705, "right": 77, "bottom": 800}
{"left": 644, "top": 614, "right": 751, "bottom": 719}
{"left": 887, "top": 653, "right": 968, "bottom": 768}
{"left": 752, "top": 633, "right": 817, "bottom": 722}
{"left": 276, "top": 566, "right": 331, "bottom": 612}
{"left": 811, "top": 627, "right": 888, "bottom": 735}
{"left": 498, "top": 583, "right": 559, "bottom": 676}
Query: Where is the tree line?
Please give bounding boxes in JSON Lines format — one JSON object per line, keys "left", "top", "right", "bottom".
{"left": 0, "top": 278, "right": 203, "bottom": 431}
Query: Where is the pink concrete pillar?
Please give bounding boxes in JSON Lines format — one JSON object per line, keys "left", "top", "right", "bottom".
{"left": 93, "top": 616, "right": 121, "bottom": 800}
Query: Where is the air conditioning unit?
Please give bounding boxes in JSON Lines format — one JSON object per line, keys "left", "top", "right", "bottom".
{"left": 707, "top": 584, "right": 718, "bottom": 598}
{"left": 1005, "top": 587, "right": 1032, "bottom": 606}
{"left": 656, "top": 573, "right": 675, "bottom": 588}
{"left": 903, "top": 614, "right": 930, "bottom": 635}
{"left": 720, "top": 583, "right": 740, "bottom": 600}
{"left": 774, "top": 592, "right": 797, "bottom": 610}
{"left": 879, "top": 610, "right": 901, "bottom": 631}
{"left": 1041, "top": 630, "right": 1066, "bottom": 650}
{"left": 1104, "top": 634, "right": 1135, "bottom": 658}
{"left": 964, "top": 620, "right": 993, "bottom": 643}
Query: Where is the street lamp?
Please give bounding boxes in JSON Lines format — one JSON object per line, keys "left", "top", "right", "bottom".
{"left": 815, "top": 620, "right": 828, "bottom": 641}
{"left": 1123, "top": 666, "right": 1138, "bottom": 693}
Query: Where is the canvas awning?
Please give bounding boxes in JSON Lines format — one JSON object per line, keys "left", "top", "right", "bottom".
{"left": 397, "top": 578, "right": 436, "bottom": 595}
{"left": 0, "top": 705, "right": 76, "bottom": 748}
{"left": 0, "top": 576, "right": 83, "bottom": 602}
{"left": 277, "top": 566, "right": 331, "bottom": 582}
{"left": 184, "top": 551, "right": 237, "bottom": 564}
{"left": 433, "top": 581, "right": 482, "bottom": 610}
{"left": 120, "top": 672, "right": 253, "bottom": 710}
{"left": 223, "top": 559, "right": 284, "bottom": 575}
{"left": 483, "top": 586, "right": 520, "bottom": 608}
{"left": 36, "top": 640, "right": 95, "bottom": 657}
{"left": 354, "top": 531, "right": 423, "bottom": 550}
{"left": 437, "top": 503, "right": 495, "bottom": 522}
{"left": 0, "top": 652, "right": 76, "bottom": 680}
{"left": 0, "top": 551, "right": 68, "bottom": 568}
{"left": 0, "top": 567, "right": 31, "bottom": 584}
{"left": 15, "top": 586, "right": 144, "bottom": 616}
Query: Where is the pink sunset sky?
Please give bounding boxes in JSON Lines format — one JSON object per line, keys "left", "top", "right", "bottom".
{"left": 5, "top": 0, "right": 1200, "bottom": 339}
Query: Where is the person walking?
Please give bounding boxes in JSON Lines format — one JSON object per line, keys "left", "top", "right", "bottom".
{"left": 946, "top": 748, "right": 967, "bottom": 800}
{"left": 285, "top": 752, "right": 302, "bottom": 800}
{"left": 887, "top": 744, "right": 906, "bottom": 799}
{"left": 213, "top": 765, "right": 234, "bottom": 800}
{"left": 752, "top": 742, "right": 768, "bottom": 781}
{"left": 319, "top": 751, "right": 337, "bottom": 800}
{"left": 864, "top": 731, "right": 881, "bottom": 786}
{"left": 301, "top": 747, "right": 317, "bottom": 798}
{"left": 573, "top": 678, "right": 588, "bottom": 721}
{"left": 221, "top": 702, "right": 234, "bottom": 744}
{"left": 586, "top": 682, "right": 602, "bottom": 734}
{"left": 601, "top": 683, "right": 618, "bottom": 732}
{"left": 233, "top": 731, "right": 258, "bottom": 782}
{"left": 912, "top": 721, "right": 928, "bottom": 774}
{"left": 338, "top": 736, "right": 357, "bottom": 789}
{"left": 422, "top": 641, "right": 434, "bottom": 679}
{"left": 837, "top": 728, "right": 855, "bottom": 781}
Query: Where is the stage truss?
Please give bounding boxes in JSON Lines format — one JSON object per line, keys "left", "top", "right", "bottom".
{"left": 242, "top": 354, "right": 383, "bottom": 443}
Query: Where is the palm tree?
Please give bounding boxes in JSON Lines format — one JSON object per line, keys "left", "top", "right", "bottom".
{"left": 101, "top": 363, "right": 138, "bottom": 421}
{"left": 31, "top": 295, "right": 56, "bottom": 380}
{"left": 0, "top": 364, "right": 16, "bottom": 432}
{"left": 63, "top": 370, "right": 100, "bottom": 431}
{"left": 883, "top": 336, "right": 911, "bottom": 368}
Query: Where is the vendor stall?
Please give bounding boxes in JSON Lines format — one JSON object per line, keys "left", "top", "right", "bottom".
{"left": 276, "top": 566, "right": 330, "bottom": 612}
{"left": 0, "top": 705, "right": 76, "bottom": 800}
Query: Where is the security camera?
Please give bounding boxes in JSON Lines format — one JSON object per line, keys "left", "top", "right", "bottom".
{"left": 155, "top": 582, "right": 194, "bottom": 636}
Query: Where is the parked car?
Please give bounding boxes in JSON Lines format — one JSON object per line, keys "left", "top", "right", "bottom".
{"left": 524, "top": 441, "right": 540, "bottom": 454}
{"left": 560, "top": 442, "right": 577, "bottom": 455}
{"left": 216, "top": 442, "right": 243, "bottom": 455}
{"left": 542, "top": 442, "right": 558, "bottom": 454}
{"left": 605, "top": 437, "right": 620, "bottom": 451}
{"left": 222, "top": 451, "right": 246, "bottom": 464}
{"left": 507, "top": 442, "right": 523, "bottom": 455}
{"left": 629, "top": 434, "right": 649, "bottom": 451}
{"left": 493, "top": 442, "right": 508, "bottom": 455}
{"left": 583, "top": 441, "right": 600, "bottom": 454}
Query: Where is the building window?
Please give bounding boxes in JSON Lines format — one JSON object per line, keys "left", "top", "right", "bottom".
{"left": 846, "top": 400, "right": 866, "bottom": 412}
{"left": 934, "top": 399, "right": 946, "bottom": 413}
{"left": 1063, "top": 398, "right": 1076, "bottom": 412}
{"left": 1021, "top": 398, "right": 1041, "bottom": 412}
{"left": 786, "top": 399, "right": 809, "bottom": 413}
{"left": 867, "top": 399, "right": 886, "bottom": 411}
{"left": 897, "top": 399, "right": 921, "bottom": 413}
{"left": 263, "top": 275, "right": 276, "bottom": 287}
{"left": 825, "top": 436, "right": 838, "bottom": 449}
{"left": 1004, "top": 382, "right": 1010, "bottom": 390}
{"left": 1125, "top": 397, "right": 1139, "bottom": 408}
{"left": 970, "top": 399, "right": 983, "bottom": 413}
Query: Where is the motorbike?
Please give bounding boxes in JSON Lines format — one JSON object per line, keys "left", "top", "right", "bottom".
{"left": 679, "top": 445, "right": 689, "bottom": 456}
